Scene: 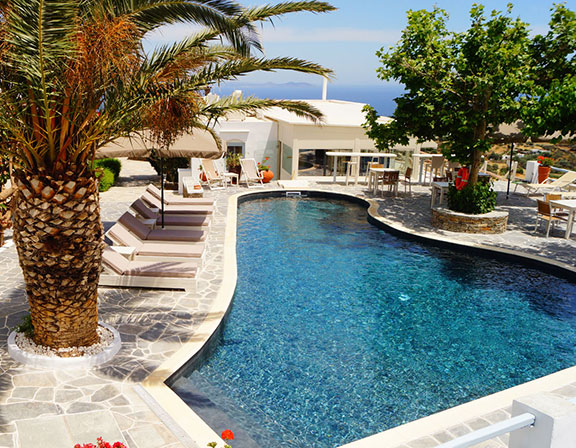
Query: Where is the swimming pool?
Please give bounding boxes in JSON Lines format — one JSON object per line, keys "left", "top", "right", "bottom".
{"left": 171, "top": 197, "right": 576, "bottom": 448}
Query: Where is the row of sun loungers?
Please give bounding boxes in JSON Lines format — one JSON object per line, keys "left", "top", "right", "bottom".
{"left": 99, "top": 184, "right": 213, "bottom": 292}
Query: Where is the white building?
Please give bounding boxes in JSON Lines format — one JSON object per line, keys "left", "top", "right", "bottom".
{"left": 214, "top": 98, "right": 426, "bottom": 180}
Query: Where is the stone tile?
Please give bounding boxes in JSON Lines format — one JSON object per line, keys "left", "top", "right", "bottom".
{"left": 34, "top": 388, "right": 54, "bottom": 402}
{"left": 17, "top": 416, "right": 73, "bottom": 448}
{"left": 406, "top": 436, "right": 439, "bottom": 448}
{"left": 432, "top": 431, "right": 453, "bottom": 443}
{"left": 10, "top": 387, "right": 37, "bottom": 400}
{"left": 91, "top": 385, "right": 120, "bottom": 403}
{"left": 2, "top": 402, "right": 61, "bottom": 422}
{"left": 448, "top": 424, "right": 472, "bottom": 437}
{"left": 67, "top": 402, "right": 105, "bottom": 414}
{"left": 468, "top": 418, "right": 490, "bottom": 431}
{"left": 64, "top": 411, "right": 125, "bottom": 446}
{"left": 128, "top": 424, "right": 179, "bottom": 448}
{"left": 55, "top": 389, "right": 84, "bottom": 403}
{"left": 12, "top": 373, "right": 57, "bottom": 388}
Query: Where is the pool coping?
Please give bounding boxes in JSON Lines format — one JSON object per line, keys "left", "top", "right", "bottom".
{"left": 140, "top": 187, "right": 576, "bottom": 448}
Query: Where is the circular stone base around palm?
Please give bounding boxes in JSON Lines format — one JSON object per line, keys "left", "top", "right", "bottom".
{"left": 7, "top": 322, "right": 121, "bottom": 369}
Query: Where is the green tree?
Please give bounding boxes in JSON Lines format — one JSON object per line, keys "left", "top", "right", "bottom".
{"left": 523, "top": 4, "right": 576, "bottom": 139}
{"left": 0, "top": 0, "right": 335, "bottom": 349}
{"left": 363, "top": 4, "right": 532, "bottom": 187}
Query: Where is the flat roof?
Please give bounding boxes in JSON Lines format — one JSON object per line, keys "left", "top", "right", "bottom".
{"left": 263, "top": 100, "right": 393, "bottom": 127}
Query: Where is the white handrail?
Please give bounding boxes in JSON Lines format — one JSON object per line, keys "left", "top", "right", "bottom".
{"left": 436, "top": 413, "right": 535, "bottom": 448}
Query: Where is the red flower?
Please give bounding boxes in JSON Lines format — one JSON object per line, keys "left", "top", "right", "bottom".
{"left": 221, "top": 429, "right": 235, "bottom": 441}
{"left": 112, "top": 443, "right": 126, "bottom": 448}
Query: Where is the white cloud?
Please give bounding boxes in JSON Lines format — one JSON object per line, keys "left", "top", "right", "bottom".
{"left": 144, "top": 24, "right": 401, "bottom": 47}
{"left": 259, "top": 27, "right": 401, "bottom": 44}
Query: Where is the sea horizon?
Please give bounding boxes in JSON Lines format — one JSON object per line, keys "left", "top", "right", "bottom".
{"left": 212, "top": 82, "right": 404, "bottom": 117}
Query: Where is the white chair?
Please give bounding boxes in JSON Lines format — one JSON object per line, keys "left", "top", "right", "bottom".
{"left": 345, "top": 160, "right": 358, "bottom": 186}
{"left": 239, "top": 158, "right": 264, "bottom": 188}
{"left": 201, "top": 158, "right": 226, "bottom": 190}
{"left": 424, "top": 155, "right": 445, "bottom": 184}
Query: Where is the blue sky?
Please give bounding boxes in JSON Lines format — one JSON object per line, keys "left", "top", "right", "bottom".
{"left": 145, "top": 1, "right": 576, "bottom": 87}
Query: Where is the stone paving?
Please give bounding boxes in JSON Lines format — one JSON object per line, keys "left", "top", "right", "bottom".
{"left": 0, "top": 160, "right": 574, "bottom": 448}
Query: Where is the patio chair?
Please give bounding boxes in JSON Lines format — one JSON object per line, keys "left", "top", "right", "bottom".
{"left": 519, "top": 171, "right": 576, "bottom": 195}
{"left": 534, "top": 199, "right": 568, "bottom": 238}
{"left": 99, "top": 246, "right": 198, "bottom": 292}
{"left": 201, "top": 158, "right": 226, "bottom": 190}
{"left": 379, "top": 170, "right": 399, "bottom": 197}
{"left": 146, "top": 184, "right": 213, "bottom": 205}
{"left": 239, "top": 158, "right": 264, "bottom": 188}
{"left": 116, "top": 212, "right": 207, "bottom": 243}
{"left": 106, "top": 224, "right": 205, "bottom": 264}
{"left": 131, "top": 199, "right": 211, "bottom": 229}
{"left": 141, "top": 191, "right": 214, "bottom": 215}
{"left": 423, "top": 156, "right": 445, "bottom": 184}
{"left": 402, "top": 167, "right": 413, "bottom": 194}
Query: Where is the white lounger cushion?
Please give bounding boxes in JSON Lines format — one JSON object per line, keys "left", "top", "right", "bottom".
{"left": 102, "top": 247, "right": 197, "bottom": 278}
{"left": 118, "top": 212, "right": 207, "bottom": 242}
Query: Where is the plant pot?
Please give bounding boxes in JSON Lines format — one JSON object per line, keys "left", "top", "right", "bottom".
{"left": 261, "top": 170, "right": 274, "bottom": 183}
{"left": 538, "top": 165, "right": 551, "bottom": 183}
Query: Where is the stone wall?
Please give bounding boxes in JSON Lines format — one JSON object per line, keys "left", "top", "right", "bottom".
{"left": 431, "top": 207, "right": 508, "bottom": 234}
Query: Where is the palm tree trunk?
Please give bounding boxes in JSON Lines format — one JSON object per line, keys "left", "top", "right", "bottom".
{"left": 12, "top": 171, "right": 103, "bottom": 349}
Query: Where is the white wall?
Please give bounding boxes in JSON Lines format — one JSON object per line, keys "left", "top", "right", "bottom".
{"left": 215, "top": 120, "right": 278, "bottom": 173}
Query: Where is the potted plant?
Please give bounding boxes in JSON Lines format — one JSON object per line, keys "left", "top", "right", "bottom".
{"left": 226, "top": 153, "right": 242, "bottom": 184}
{"left": 537, "top": 156, "right": 553, "bottom": 183}
{"left": 258, "top": 157, "right": 274, "bottom": 183}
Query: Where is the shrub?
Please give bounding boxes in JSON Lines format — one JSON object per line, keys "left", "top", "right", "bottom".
{"left": 447, "top": 182, "right": 497, "bottom": 214}
{"left": 94, "top": 158, "right": 122, "bottom": 181}
{"left": 97, "top": 167, "right": 115, "bottom": 192}
{"left": 148, "top": 156, "right": 189, "bottom": 183}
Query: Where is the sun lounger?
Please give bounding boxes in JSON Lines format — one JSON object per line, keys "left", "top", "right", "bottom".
{"left": 201, "top": 158, "right": 227, "bottom": 190}
{"left": 99, "top": 246, "right": 197, "bottom": 292}
{"left": 141, "top": 191, "right": 214, "bottom": 215}
{"left": 106, "top": 225, "right": 205, "bottom": 264}
{"left": 116, "top": 212, "right": 207, "bottom": 243}
{"left": 520, "top": 171, "right": 576, "bottom": 195}
{"left": 239, "top": 158, "right": 264, "bottom": 188}
{"left": 146, "top": 184, "right": 213, "bottom": 205}
{"left": 131, "top": 199, "right": 211, "bottom": 228}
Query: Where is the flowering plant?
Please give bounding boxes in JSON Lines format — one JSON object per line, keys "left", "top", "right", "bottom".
{"left": 537, "top": 155, "right": 553, "bottom": 167}
{"left": 207, "top": 429, "right": 234, "bottom": 448}
{"left": 74, "top": 437, "right": 126, "bottom": 448}
{"left": 257, "top": 157, "right": 270, "bottom": 171}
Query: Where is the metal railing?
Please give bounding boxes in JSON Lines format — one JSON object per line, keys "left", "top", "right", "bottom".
{"left": 436, "top": 412, "right": 535, "bottom": 448}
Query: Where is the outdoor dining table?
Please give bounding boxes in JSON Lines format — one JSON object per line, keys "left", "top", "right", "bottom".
{"left": 549, "top": 199, "right": 576, "bottom": 239}
{"left": 431, "top": 181, "right": 451, "bottom": 208}
{"left": 326, "top": 152, "right": 397, "bottom": 184}
{"left": 412, "top": 153, "right": 444, "bottom": 184}
{"left": 368, "top": 168, "right": 399, "bottom": 194}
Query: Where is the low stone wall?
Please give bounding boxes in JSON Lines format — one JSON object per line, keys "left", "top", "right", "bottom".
{"left": 431, "top": 207, "right": 508, "bottom": 234}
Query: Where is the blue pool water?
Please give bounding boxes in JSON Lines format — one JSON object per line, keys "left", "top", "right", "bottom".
{"left": 171, "top": 198, "right": 576, "bottom": 447}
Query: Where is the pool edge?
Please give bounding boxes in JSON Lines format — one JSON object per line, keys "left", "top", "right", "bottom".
{"left": 140, "top": 188, "right": 576, "bottom": 448}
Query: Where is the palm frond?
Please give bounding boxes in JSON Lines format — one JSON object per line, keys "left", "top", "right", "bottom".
{"left": 190, "top": 56, "right": 334, "bottom": 88}
{"left": 201, "top": 95, "right": 324, "bottom": 123}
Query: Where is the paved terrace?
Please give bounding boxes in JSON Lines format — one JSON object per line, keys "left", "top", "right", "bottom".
{"left": 0, "top": 159, "right": 574, "bottom": 448}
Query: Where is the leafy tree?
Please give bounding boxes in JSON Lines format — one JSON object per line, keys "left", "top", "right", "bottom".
{"left": 363, "top": 4, "right": 532, "bottom": 186}
{"left": 523, "top": 4, "right": 576, "bottom": 139}
{"left": 0, "top": 0, "right": 335, "bottom": 349}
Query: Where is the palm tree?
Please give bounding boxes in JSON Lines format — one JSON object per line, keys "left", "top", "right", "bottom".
{"left": 0, "top": 0, "right": 335, "bottom": 350}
